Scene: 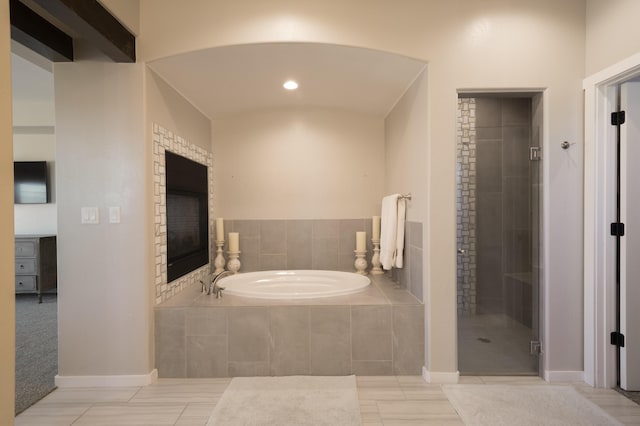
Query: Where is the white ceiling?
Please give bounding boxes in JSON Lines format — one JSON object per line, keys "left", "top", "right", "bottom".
{"left": 10, "top": 42, "right": 427, "bottom": 119}
{"left": 148, "top": 43, "right": 427, "bottom": 119}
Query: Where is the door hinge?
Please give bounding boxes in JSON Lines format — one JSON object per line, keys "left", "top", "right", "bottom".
{"left": 529, "top": 146, "right": 541, "bottom": 161}
{"left": 611, "top": 222, "right": 625, "bottom": 237}
{"left": 611, "top": 331, "right": 625, "bottom": 347}
{"left": 530, "top": 340, "right": 541, "bottom": 355}
{"left": 611, "top": 111, "right": 626, "bottom": 126}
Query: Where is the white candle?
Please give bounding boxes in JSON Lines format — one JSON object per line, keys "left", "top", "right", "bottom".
{"left": 216, "top": 218, "right": 224, "bottom": 241}
{"left": 228, "top": 232, "right": 239, "bottom": 252}
{"left": 372, "top": 216, "right": 381, "bottom": 241}
{"left": 356, "top": 231, "right": 366, "bottom": 252}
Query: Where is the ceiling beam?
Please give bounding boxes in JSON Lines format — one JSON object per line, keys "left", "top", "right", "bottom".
{"left": 9, "top": 0, "right": 73, "bottom": 62}
{"left": 19, "top": 0, "right": 136, "bottom": 63}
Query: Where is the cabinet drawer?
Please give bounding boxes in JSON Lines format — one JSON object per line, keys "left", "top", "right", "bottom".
{"left": 15, "top": 275, "right": 36, "bottom": 292}
{"left": 15, "top": 259, "right": 37, "bottom": 275}
{"left": 15, "top": 240, "right": 37, "bottom": 257}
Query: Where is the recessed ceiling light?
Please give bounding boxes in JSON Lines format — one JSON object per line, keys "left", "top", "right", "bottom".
{"left": 283, "top": 80, "right": 298, "bottom": 90}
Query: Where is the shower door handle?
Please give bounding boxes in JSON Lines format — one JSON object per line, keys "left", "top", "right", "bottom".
{"left": 457, "top": 248, "right": 466, "bottom": 254}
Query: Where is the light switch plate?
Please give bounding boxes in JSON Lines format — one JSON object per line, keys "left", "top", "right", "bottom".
{"left": 81, "top": 207, "right": 100, "bottom": 224}
{"left": 109, "top": 206, "right": 121, "bottom": 224}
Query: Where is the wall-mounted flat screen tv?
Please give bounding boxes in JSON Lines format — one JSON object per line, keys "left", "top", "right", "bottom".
{"left": 14, "top": 161, "right": 48, "bottom": 204}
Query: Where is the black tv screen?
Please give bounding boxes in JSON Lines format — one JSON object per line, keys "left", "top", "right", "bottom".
{"left": 14, "top": 161, "right": 48, "bottom": 204}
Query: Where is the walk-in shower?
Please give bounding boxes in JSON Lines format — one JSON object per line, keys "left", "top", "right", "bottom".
{"left": 456, "top": 94, "right": 542, "bottom": 375}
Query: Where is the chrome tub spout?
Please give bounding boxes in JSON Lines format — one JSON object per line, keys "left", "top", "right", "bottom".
{"left": 208, "top": 270, "right": 233, "bottom": 298}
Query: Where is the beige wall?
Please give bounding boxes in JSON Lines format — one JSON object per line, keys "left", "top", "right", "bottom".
{"left": 54, "top": 44, "right": 151, "bottom": 377}
{"left": 212, "top": 108, "right": 384, "bottom": 219}
{"left": 586, "top": 0, "right": 640, "bottom": 76}
{"left": 384, "top": 70, "right": 428, "bottom": 223}
{"left": 0, "top": 0, "right": 15, "bottom": 420}
{"left": 139, "top": 0, "right": 586, "bottom": 376}
{"left": 12, "top": 102, "right": 54, "bottom": 126}
{"left": 145, "top": 68, "right": 211, "bottom": 151}
{"left": 52, "top": 45, "right": 212, "bottom": 379}
{"left": 384, "top": 69, "right": 430, "bottom": 364}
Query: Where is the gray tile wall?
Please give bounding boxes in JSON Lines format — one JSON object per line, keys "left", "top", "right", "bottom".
{"left": 473, "top": 97, "right": 533, "bottom": 323}
{"left": 155, "top": 303, "right": 424, "bottom": 378}
{"left": 394, "top": 221, "right": 423, "bottom": 302}
{"left": 309, "top": 307, "right": 351, "bottom": 375}
{"left": 215, "top": 219, "right": 375, "bottom": 273}
{"left": 216, "top": 218, "right": 424, "bottom": 303}
{"left": 456, "top": 98, "right": 477, "bottom": 316}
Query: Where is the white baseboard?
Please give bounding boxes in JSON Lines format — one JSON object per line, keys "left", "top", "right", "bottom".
{"left": 543, "top": 370, "right": 585, "bottom": 383}
{"left": 422, "top": 366, "right": 460, "bottom": 384}
{"left": 55, "top": 369, "right": 158, "bottom": 388}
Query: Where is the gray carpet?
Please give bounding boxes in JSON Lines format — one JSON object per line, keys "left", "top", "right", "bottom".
{"left": 15, "top": 293, "right": 58, "bottom": 415}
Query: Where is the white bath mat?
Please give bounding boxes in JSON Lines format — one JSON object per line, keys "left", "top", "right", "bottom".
{"left": 443, "top": 384, "right": 621, "bottom": 426}
{"left": 207, "top": 375, "right": 361, "bottom": 426}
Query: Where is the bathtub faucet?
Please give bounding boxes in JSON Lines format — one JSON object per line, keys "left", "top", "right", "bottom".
{"left": 208, "top": 270, "right": 232, "bottom": 298}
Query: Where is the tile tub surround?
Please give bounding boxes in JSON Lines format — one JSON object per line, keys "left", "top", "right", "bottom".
{"left": 155, "top": 274, "right": 424, "bottom": 378}
{"left": 216, "top": 219, "right": 424, "bottom": 302}
{"left": 216, "top": 219, "right": 374, "bottom": 273}
{"left": 393, "top": 221, "right": 423, "bottom": 302}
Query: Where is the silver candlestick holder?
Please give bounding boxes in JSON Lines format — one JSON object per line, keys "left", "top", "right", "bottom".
{"left": 214, "top": 240, "right": 226, "bottom": 274}
{"left": 371, "top": 239, "right": 383, "bottom": 275}
{"left": 354, "top": 250, "right": 368, "bottom": 275}
{"left": 227, "top": 251, "right": 241, "bottom": 274}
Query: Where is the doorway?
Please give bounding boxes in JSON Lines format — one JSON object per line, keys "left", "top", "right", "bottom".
{"left": 584, "top": 64, "right": 640, "bottom": 389}
{"left": 456, "top": 93, "right": 542, "bottom": 375}
{"left": 615, "top": 82, "right": 640, "bottom": 391}
{"left": 11, "top": 50, "right": 59, "bottom": 414}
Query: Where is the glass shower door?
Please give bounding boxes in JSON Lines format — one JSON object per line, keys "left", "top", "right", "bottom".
{"left": 456, "top": 94, "right": 541, "bottom": 375}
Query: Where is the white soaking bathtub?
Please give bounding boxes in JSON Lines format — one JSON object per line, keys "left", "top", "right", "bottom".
{"left": 218, "top": 270, "right": 370, "bottom": 299}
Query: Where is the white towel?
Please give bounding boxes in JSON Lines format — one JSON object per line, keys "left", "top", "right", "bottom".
{"left": 395, "top": 197, "right": 406, "bottom": 268}
{"left": 380, "top": 194, "right": 398, "bottom": 270}
{"left": 380, "top": 194, "right": 406, "bottom": 270}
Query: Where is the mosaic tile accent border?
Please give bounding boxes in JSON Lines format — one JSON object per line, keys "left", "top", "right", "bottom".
{"left": 152, "top": 123, "right": 214, "bottom": 304}
{"left": 456, "top": 98, "right": 477, "bottom": 316}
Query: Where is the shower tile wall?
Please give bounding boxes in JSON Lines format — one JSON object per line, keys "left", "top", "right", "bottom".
{"left": 456, "top": 98, "right": 477, "bottom": 316}
{"left": 474, "top": 98, "right": 532, "bottom": 324}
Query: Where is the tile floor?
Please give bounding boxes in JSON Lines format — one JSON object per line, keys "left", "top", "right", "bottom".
{"left": 15, "top": 376, "right": 640, "bottom": 425}
{"left": 457, "top": 313, "right": 537, "bottom": 375}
